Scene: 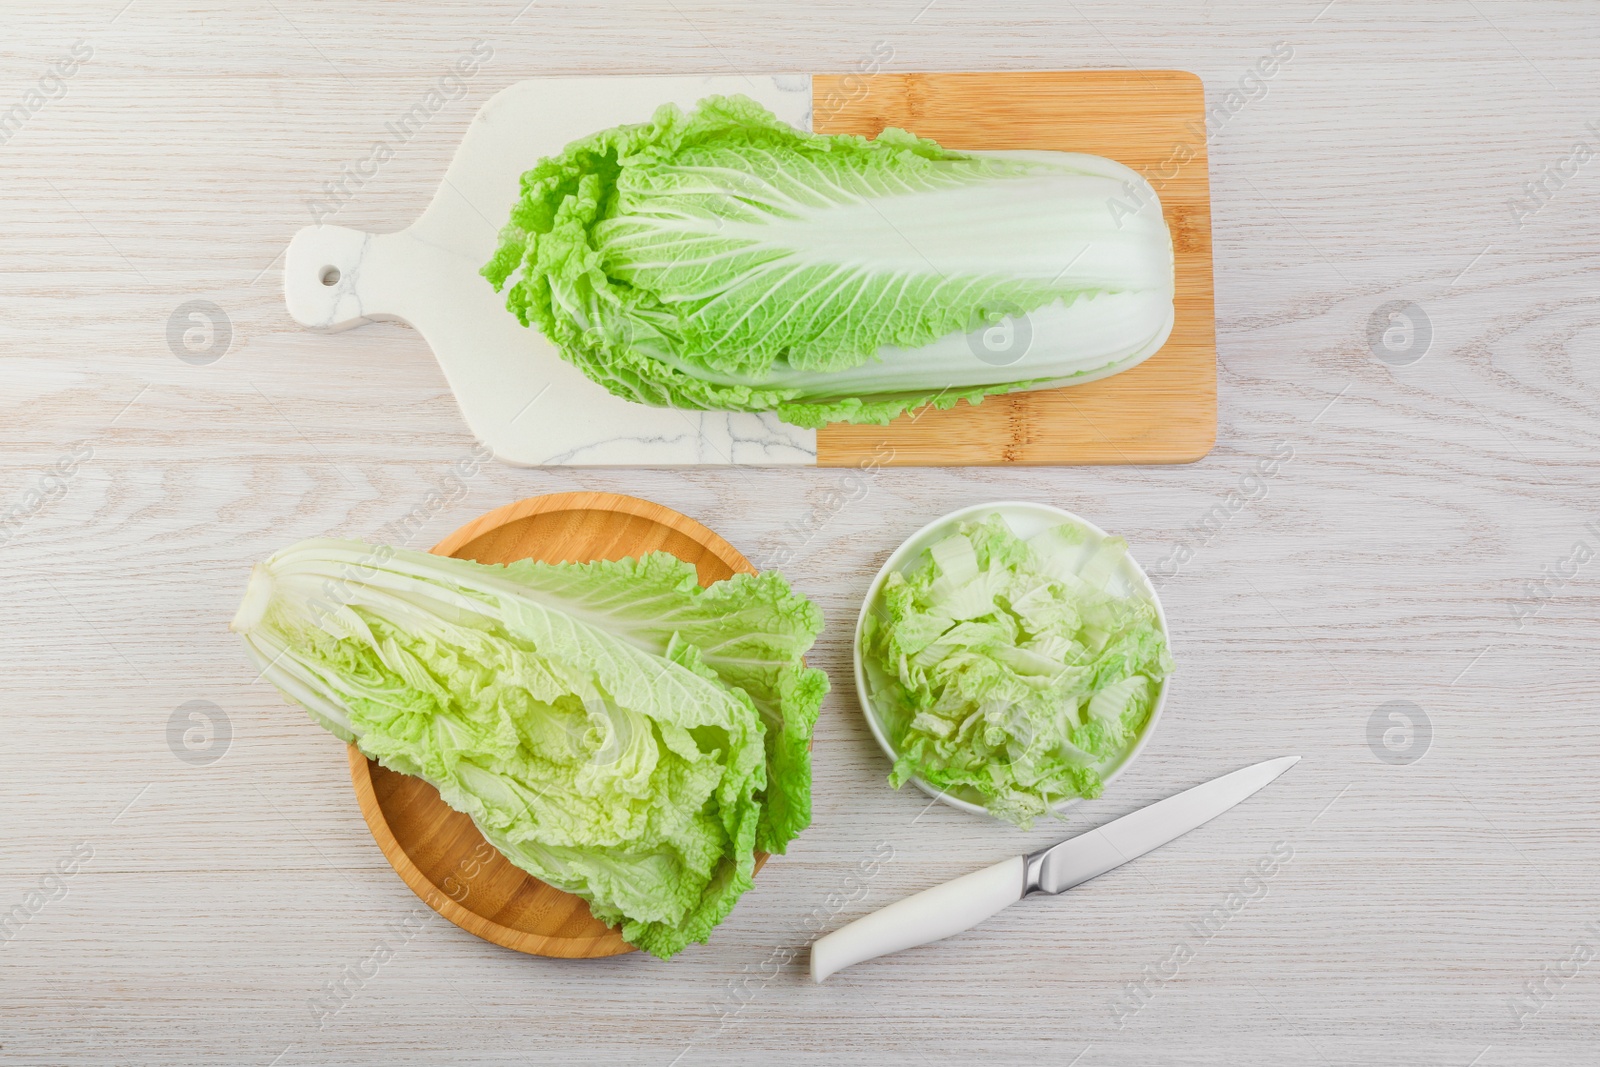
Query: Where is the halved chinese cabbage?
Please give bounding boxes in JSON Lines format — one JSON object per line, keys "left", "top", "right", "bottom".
{"left": 233, "top": 540, "right": 825, "bottom": 957}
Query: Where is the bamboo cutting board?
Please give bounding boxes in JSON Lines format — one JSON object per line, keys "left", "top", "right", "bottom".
{"left": 813, "top": 71, "right": 1215, "bottom": 465}
{"left": 346, "top": 492, "right": 772, "bottom": 958}
{"left": 283, "top": 72, "right": 1214, "bottom": 466}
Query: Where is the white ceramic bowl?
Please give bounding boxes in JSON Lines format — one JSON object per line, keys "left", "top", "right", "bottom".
{"left": 852, "top": 501, "right": 1170, "bottom": 821}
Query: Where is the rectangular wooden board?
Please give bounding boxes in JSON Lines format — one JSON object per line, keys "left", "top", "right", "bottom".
{"left": 811, "top": 71, "right": 1216, "bottom": 466}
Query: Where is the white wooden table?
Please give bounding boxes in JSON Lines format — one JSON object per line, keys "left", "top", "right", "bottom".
{"left": 4, "top": 2, "right": 1598, "bottom": 1064}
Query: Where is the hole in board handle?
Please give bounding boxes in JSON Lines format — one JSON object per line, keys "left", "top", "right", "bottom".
{"left": 320, "top": 266, "right": 341, "bottom": 286}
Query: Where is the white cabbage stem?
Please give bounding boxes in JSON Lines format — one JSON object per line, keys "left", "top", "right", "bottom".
{"left": 230, "top": 564, "right": 274, "bottom": 634}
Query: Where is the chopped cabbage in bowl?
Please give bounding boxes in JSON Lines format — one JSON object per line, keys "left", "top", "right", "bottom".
{"left": 855, "top": 503, "right": 1171, "bottom": 827}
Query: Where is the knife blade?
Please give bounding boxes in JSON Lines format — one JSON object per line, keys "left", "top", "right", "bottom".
{"left": 809, "top": 755, "right": 1299, "bottom": 982}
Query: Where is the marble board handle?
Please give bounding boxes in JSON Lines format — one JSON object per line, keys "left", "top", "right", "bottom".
{"left": 284, "top": 224, "right": 420, "bottom": 332}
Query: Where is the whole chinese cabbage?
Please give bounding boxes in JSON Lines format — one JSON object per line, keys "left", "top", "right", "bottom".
{"left": 231, "top": 540, "right": 826, "bottom": 958}
{"left": 862, "top": 514, "right": 1170, "bottom": 827}
{"left": 484, "top": 95, "right": 1175, "bottom": 427}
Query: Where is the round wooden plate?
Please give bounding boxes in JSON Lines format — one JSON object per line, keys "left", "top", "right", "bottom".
{"left": 346, "top": 492, "right": 769, "bottom": 958}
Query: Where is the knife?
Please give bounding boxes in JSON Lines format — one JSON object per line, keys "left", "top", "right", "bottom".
{"left": 809, "top": 755, "right": 1299, "bottom": 981}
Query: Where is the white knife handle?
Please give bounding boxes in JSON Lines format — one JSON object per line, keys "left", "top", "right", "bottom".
{"left": 809, "top": 855, "right": 1023, "bottom": 982}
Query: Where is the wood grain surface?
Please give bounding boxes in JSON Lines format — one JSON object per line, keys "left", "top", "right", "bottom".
{"left": 346, "top": 492, "right": 767, "bottom": 959}
{"left": 4, "top": 3, "right": 1600, "bottom": 1066}
{"left": 812, "top": 70, "right": 1217, "bottom": 466}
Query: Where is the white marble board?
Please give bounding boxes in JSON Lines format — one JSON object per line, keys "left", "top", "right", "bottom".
{"left": 282, "top": 75, "right": 820, "bottom": 467}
